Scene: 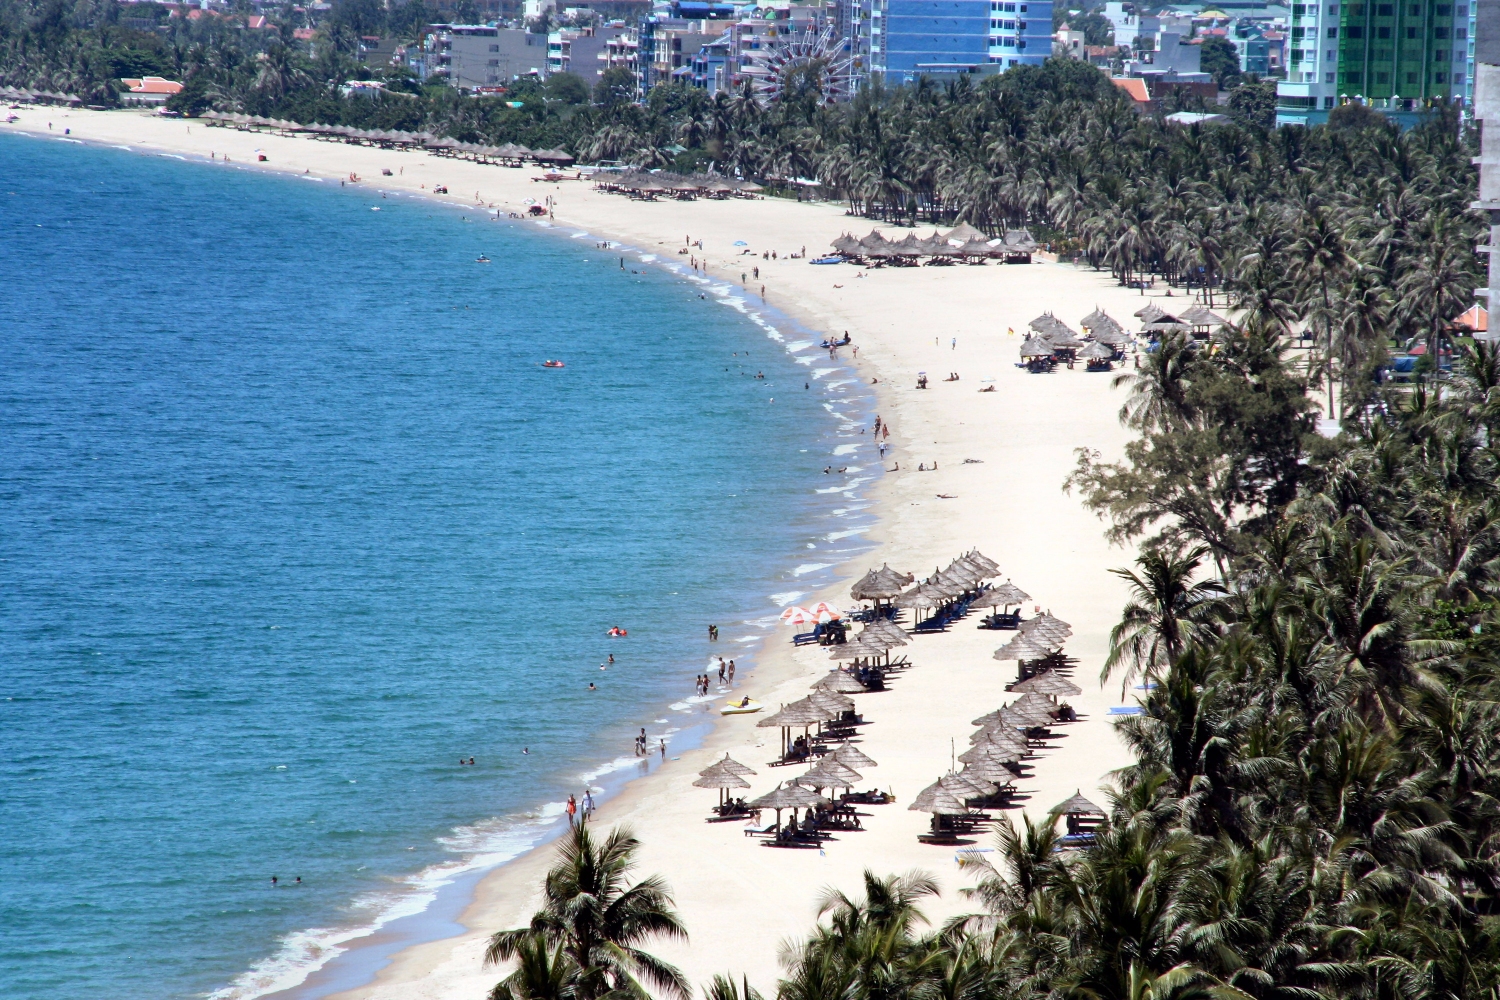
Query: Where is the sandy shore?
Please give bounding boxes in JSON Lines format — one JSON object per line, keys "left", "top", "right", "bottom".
{"left": 7, "top": 108, "right": 1185, "bottom": 999}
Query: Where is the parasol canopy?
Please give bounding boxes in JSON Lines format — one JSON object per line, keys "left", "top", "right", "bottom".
{"left": 1052, "top": 790, "right": 1106, "bottom": 816}
{"left": 1079, "top": 341, "right": 1115, "bottom": 361}
{"left": 1010, "top": 673, "right": 1082, "bottom": 698}
{"left": 693, "top": 768, "right": 751, "bottom": 790}
{"left": 993, "top": 635, "right": 1056, "bottom": 661}
{"left": 750, "top": 782, "right": 829, "bottom": 811}
{"left": 832, "top": 744, "right": 878, "bottom": 769}
{"left": 908, "top": 780, "right": 971, "bottom": 814}
{"left": 814, "top": 669, "right": 870, "bottom": 694}
{"left": 799, "top": 758, "right": 862, "bottom": 789}
{"left": 703, "top": 754, "right": 756, "bottom": 777}
{"left": 780, "top": 606, "right": 817, "bottom": 626}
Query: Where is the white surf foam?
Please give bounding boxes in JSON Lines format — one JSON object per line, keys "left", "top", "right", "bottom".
{"left": 792, "top": 563, "right": 832, "bottom": 576}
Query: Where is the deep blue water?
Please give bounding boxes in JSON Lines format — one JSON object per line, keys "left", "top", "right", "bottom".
{"left": 0, "top": 133, "right": 873, "bottom": 1000}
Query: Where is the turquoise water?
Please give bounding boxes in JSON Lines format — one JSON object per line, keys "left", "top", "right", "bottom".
{"left": 0, "top": 134, "right": 876, "bottom": 1000}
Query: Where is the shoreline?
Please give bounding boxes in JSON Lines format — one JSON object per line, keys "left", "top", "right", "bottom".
{"left": 8, "top": 109, "right": 1181, "bottom": 1000}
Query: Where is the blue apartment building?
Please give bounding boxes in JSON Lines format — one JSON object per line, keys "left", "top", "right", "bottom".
{"left": 872, "top": 0, "right": 1053, "bottom": 83}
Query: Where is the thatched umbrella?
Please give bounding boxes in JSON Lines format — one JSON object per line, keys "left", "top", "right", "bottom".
{"left": 831, "top": 234, "right": 862, "bottom": 256}
{"left": 1010, "top": 673, "right": 1082, "bottom": 698}
{"left": 1012, "top": 692, "right": 1059, "bottom": 719}
{"left": 798, "top": 757, "right": 862, "bottom": 791}
{"left": 943, "top": 222, "right": 987, "bottom": 245}
{"left": 814, "top": 669, "right": 869, "bottom": 694}
{"left": 1053, "top": 790, "right": 1105, "bottom": 816}
{"left": 941, "top": 772, "right": 997, "bottom": 800}
{"left": 1020, "top": 621, "right": 1070, "bottom": 646}
{"left": 1052, "top": 790, "right": 1106, "bottom": 835}
{"left": 833, "top": 745, "right": 878, "bottom": 769}
{"left": 1022, "top": 613, "right": 1073, "bottom": 637}
{"left": 958, "top": 740, "right": 1022, "bottom": 766}
{"left": 993, "top": 635, "right": 1056, "bottom": 662}
{"left": 1019, "top": 338, "right": 1054, "bottom": 359}
{"left": 758, "top": 698, "right": 829, "bottom": 755}
{"left": 694, "top": 765, "right": 751, "bottom": 808}
{"left": 1135, "top": 303, "right": 1167, "bottom": 322}
{"left": 810, "top": 690, "right": 855, "bottom": 716}
{"left": 749, "top": 781, "right": 828, "bottom": 828}
{"left": 1080, "top": 307, "right": 1114, "bottom": 330}
{"left": 1079, "top": 341, "right": 1115, "bottom": 362}
{"left": 704, "top": 754, "right": 756, "bottom": 777}
{"left": 909, "top": 780, "right": 970, "bottom": 815}
{"left": 989, "top": 581, "right": 1029, "bottom": 606}
{"left": 959, "top": 758, "right": 1014, "bottom": 787}
{"left": 860, "top": 619, "right": 910, "bottom": 645}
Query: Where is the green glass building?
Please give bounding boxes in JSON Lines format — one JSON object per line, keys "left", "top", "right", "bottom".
{"left": 1277, "top": 0, "right": 1471, "bottom": 124}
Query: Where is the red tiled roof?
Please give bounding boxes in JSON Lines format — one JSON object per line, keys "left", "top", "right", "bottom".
{"left": 246, "top": 15, "right": 267, "bottom": 28}
{"left": 1457, "top": 304, "right": 1488, "bottom": 332}
{"left": 1111, "top": 77, "right": 1151, "bottom": 104}
{"left": 122, "top": 76, "right": 185, "bottom": 94}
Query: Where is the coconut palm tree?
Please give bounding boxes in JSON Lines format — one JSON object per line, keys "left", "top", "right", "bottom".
{"left": 485, "top": 823, "right": 688, "bottom": 1000}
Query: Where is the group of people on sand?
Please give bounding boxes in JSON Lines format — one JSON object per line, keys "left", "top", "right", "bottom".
{"left": 696, "top": 657, "right": 735, "bottom": 695}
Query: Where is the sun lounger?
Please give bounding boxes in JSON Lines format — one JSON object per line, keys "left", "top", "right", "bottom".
{"left": 743, "top": 819, "right": 778, "bottom": 838}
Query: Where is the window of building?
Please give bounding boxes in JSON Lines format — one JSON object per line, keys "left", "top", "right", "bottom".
{"left": 1436, "top": 3, "right": 1451, "bottom": 13}
{"left": 1408, "top": 3, "right": 1419, "bottom": 13}
{"left": 1457, "top": 28, "right": 1468, "bottom": 38}
{"left": 1436, "top": 27, "right": 1449, "bottom": 37}
{"left": 1435, "top": 49, "right": 1449, "bottom": 60}
{"left": 488, "top": 43, "right": 499, "bottom": 51}
{"left": 1326, "top": 73, "right": 1335, "bottom": 83}
{"left": 1407, "top": 71, "right": 1418, "bottom": 83}
{"left": 1377, "top": 71, "right": 1389, "bottom": 82}
{"left": 1406, "top": 26, "right": 1417, "bottom": 37}
{"left": 1344, "top": 69, "right": 1363, "bottom": 83}
{"left": 1293, "top": 2, "right": 1306, "bottom": 12}
{"left": 1347, "top": 25, "right": 1363, "bottom": 36}
{"left": 1435, "top": 71, "right": 1447, "bottom": 82}
{"left": 1291, "top": 47, "right": 1304, "bottom": 58}
{"left": 1458, "top": 4, "right": 1469, "bottom": 14}
{"left": 1328, "top": 3, "right": 1338, "bottom": 11}
{"left": 1328, "top": 26, "right": 1337, "bottom": 35}
{"left": 1292, "top": 26, "right": 1305, "bottom": 37}
{"left": 1377, "top": 3, "right": 1392, "bottom": 13}
{"left": 1328, "top": 49, "right": 1336, "bottom": 58}
{"left": 487, "top": 58, "right": 499, "bottom": 66}
{"left": 1455, "top": 71, "right": 1465, "bottom": 82}
{"left": 1378, "top": 25, "right": 1390, "bottom": 36}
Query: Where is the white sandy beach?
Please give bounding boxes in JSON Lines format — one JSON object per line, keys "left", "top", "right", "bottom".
{"left": 7, "top": 108, "right": 1186, "bottom": 1000}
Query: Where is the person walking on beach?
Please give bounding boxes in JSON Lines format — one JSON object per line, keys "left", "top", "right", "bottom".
{"left": 582, "top": 789, "right": 595, "bottom": 817}
{"left": 718, "top": 661, "right": 726, "bottom": 685}
{"left": 566, "top": 794, "right": 577, "bottom": 827}
{"left": 728, "top": 660, "right": 736, "bottom": 684}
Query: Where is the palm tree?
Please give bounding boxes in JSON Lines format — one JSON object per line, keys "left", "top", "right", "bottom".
{"left": 1103, "top": 545, "right": 1225, "bottom": 693}
{"left": 485, "top": 823, "right": 688, "bottom": 1000}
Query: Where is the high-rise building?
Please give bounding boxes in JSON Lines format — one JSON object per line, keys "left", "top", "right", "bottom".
{"left": 869, "top": 0, "right": 1052, "bottom": 84}
{"left": 1277, "top": 1, "right": 1473, "bottom": 125}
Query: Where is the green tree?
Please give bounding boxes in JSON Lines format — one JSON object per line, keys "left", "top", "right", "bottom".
{"left": 484, "top": 824, "right": 688, "bottom": 1000}
{"left": 1197, "top": 36, "right": 1242, "bottom": 89}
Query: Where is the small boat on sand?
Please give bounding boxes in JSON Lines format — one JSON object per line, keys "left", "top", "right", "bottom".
{"left": 721, "top": 699, "right": 761, "bottom": 715}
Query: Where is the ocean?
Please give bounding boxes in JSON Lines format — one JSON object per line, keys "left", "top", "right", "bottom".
{"left": 0, "top": 132, "right": 876, "bottom": 1000}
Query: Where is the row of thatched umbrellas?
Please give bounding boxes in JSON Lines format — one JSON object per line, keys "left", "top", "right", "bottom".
{"left": 694, "top": 741, "right": 882, "bottom": 829}
{"left": 198, "top": 111, "right": 574, "bottom": 163}
{"left": 1135, "top": 301, "right": 1228, "bottom": 338}
{"left": 1, "top": 86, "right": 80, "bottom": 104}
{"left": 851, "top": 550, "right": 1004, "bottom": 621}
{"left": 593, "top": 170, "right": 764, "bottom": 200}
{"left": 829, "top": 223, "right": 1038, "bottom": 263}
{"left": 1020, "top": 310, "right": 1133, "bottom": 365}
{"left": 907, "top": 607, "right": 1087, "bottom": 834}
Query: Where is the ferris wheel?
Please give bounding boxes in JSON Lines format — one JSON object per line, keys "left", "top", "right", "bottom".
{"left": 743, "top": 24, "right": 856, "bottom": 105}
